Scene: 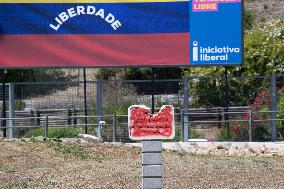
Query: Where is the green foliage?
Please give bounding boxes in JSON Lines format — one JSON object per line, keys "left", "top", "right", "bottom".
{"left": 165, "top": 126, "right": 203, "bottom": 142}
{"left": 14, "top": 100, "right": 24, "bottom": 111}
{"left": 46, "top": 140, "right": 92, "bottom": 160}
{"left": 244, "top": 9, "right": 254, "bottom": 30}
{"left": 190, "top": 128, "right": 204, "bottom": 139}
{"left": 5, "top": 69, "right": 75, "bottom": 99}
{"left": 219, "top": 85, "right": 284, "bottom": 142}
{"left": 164, "top": 126, "right": 182, "bottom": 142}
{"left": 103, "top": 82, "right": 138, "bottom": 115}
{"left": 217, "top": 127, "right": 229, "bottom": 141}
{"left": 91, "top": 83, "right": 138, "bottom": 141}
{"left": 124, "top": 68, "right": 182, "bottom": 80}
{"left": 243, "top": 19, "right": 284, "bottom": 76}
{"left": 24, "top": 128, "right": 80, "bottom": 138}
{"left": 95, "top": 68, "right": 123, "bottom": 80}
{"left": 95, "top": 68, "right": 182, "bottom": 95}
{"left": 277, "top": 87, "right": 284, "bottom": 139}
{"left": 95, "top": 67, "right": 182, "bottom": 81}
{"left": 188, "top": 77, "right": 225, "bottom": 107}
{"left": 183, "top": 19, "right": 284, "bottom": 107}
{"left": 5, "top": 69, "right": 71, "bottom": 83}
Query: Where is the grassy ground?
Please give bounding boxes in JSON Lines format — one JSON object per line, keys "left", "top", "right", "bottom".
{"left": 0, "top": 141, "right": 284, "bottom": 189}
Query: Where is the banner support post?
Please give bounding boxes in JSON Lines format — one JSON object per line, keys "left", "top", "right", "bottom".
{"left": 224, "top": 67, "right": 231, "bottom": 140}
{"left": 151, "top": 68, "right": 155, "bottom": 114}
{"left": 1, "top": 69, "right": 6, "bottom": 138}
{"left": 83, "top": 68, "right": 88, "bottom": 134}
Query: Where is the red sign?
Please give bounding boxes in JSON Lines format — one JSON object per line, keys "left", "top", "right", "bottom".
{"left": 128, "top": 105, "right": 175, "bottom": 140}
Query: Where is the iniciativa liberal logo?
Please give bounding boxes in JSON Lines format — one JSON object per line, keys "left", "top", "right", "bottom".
{"left": 192, "top": 41, "right": 240, "bottom": 62}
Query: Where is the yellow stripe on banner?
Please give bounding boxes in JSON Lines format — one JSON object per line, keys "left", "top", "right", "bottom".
{"left": 0, "top": 0, "right": 189, "bottom": 3}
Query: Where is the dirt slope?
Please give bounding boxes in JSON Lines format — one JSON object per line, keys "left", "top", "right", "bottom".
{"left": 0, "top": 141, "right": 284, "bottom": 189}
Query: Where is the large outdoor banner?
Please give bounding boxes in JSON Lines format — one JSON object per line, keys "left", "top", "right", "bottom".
{"left": 0, "top": 0, "right": 242, "bottom": 68}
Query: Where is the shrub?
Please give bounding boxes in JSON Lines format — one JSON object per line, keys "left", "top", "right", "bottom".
{"left": 226, "top": 84, "right": 284, "bottom": 141}
{"left": 163, "top": 125, "right": 203, "bottom": 142}
{"left": 24, "top": 128, "right": 81, "bottom": 138}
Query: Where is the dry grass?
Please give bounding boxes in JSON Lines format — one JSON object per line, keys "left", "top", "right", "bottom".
{"left": 0, "top": 141, "right": 284, "bottom": 189}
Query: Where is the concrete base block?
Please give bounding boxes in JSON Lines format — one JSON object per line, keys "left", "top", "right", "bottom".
{"left": 142, "top": 177, "right": 162, "bottom": 189}
{"left": 142, "top": 140, "right": 162, "bottom": 152}
{"left": 143, "top": 165, "right": 162, "bottom": 177}
{"left": 142, "top": 153, "right": 162, "bottom": 165}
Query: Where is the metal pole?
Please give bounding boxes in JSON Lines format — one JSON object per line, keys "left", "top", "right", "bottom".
{"left": 36, "top": 110, "right": 41, "bottom": 126}
{"left": 45, "top": 114, "right": 48, "bottom": 138}
{"left": 83, "top": 68, "right": 88, "bottom": 134}
{"left": 151, "top": 68, "right": 155, "bottom": 114}
{"left": 73, "top": 108, "right": 77, "bottom": 125}
{"left": 96, "top": 80, "right": 103, "bottom": 140}
{"left": 183, "top": 78, "right": 189, "bottom": 142}
{"left": 224, "top": 67, "right": 231, "bottom": 140}
{"left": 113, "top": 114, "right": 117, "bottom": 142}
{"left": 271, "top": 75, "right": 277, "bottom": 141}
{"left": 1, "top": 69, "right": 6, "bottom": 138}
{"left": 8, "top": 83, "right": 15, "bottom": 138}
{"left": 67, "top": 108, "right": 71, "bottom": 125}
{"left": 181, "top": 111, "right": 184, "bottom": 141}
{"left": 249, "top": 110, "right": 253, "bottom": 142}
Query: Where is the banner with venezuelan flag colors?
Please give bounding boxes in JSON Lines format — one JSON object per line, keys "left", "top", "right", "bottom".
{"left": 0, "top": 0, "right": 189, "bottom": 67}
{"left": 0, "top": 0, "right": 242, "bottom": 68}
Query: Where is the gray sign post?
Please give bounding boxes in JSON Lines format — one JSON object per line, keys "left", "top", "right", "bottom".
{"left": 128, "top": 105, "right": 174, "bottom": 189}
{"left": 142, "top": 140, "right": 162, "bottom": 189}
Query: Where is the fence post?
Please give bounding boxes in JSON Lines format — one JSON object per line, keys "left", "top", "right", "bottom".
{"left": 181, "top": 111, "right": 184, "bottom": 141}
{"left": 271, "top": 75, "right": 277, "bottom": 142}
{"left": 217, "top": 108, "right": 222, "bottom": 128}
{"left": 30, "top": 110, "right": 35, "bottom": 126}
{"left": 36, "top": 110, "right": 41, "bottom": 126}
{"left": 249, "top": 110, "right": 253, "bottom": 142}
{"left": 1, "top": 71, "right": 7, "bottom": 138}
{"left": 113, "top": 114, "right": 117, "bottom": 142}
{"left": 45, "top": 114, "right": 48, "bottom": 138}
{"left": 8, "top": 83, "right": 15, "bottom": 138}
{"left": 96, "top": 80, "right": 103, "bottom": 139}
{"left": 67, "top": 108, "right": 71, "bottom": 125}
{"left": 73, "top": 108, "right": 77, "bottom": 125}
{"left": 83, "top": 68, "right": 88, "bottom": 134}
{"left": 183, "top": 78, "right": 189, "bottom": 142}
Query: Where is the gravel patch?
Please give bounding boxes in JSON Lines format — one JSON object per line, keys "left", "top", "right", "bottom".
{"left": 0, "top": 141, "right": 284, "bottom": 189}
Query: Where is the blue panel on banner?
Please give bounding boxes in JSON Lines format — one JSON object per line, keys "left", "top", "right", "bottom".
{"left": 189, "top": 1, "right": 243, "bottom": 65}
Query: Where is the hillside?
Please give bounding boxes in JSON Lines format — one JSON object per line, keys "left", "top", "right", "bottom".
{"left": 245, "top": 0, "right": 284, "bottom": 26}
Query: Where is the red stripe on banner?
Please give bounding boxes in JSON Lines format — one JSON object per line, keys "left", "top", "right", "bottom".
{"left": 0, "top": 33, "right": 189, "bottom": 67}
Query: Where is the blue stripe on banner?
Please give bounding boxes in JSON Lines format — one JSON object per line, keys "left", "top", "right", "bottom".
{"left": 0, "top": 2, "right": 189, "bottom": 34}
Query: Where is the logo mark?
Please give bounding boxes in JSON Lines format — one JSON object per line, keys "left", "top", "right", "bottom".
{"left": 193, "top": 41, "right": 198, "bottom": 61}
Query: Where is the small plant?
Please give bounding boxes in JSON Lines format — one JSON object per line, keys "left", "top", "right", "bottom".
{"left": 190, "top": 128, "right": 204, "bottom": 139}
{"left": 46, "top": 140, "right": 92, "bottom": 161}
